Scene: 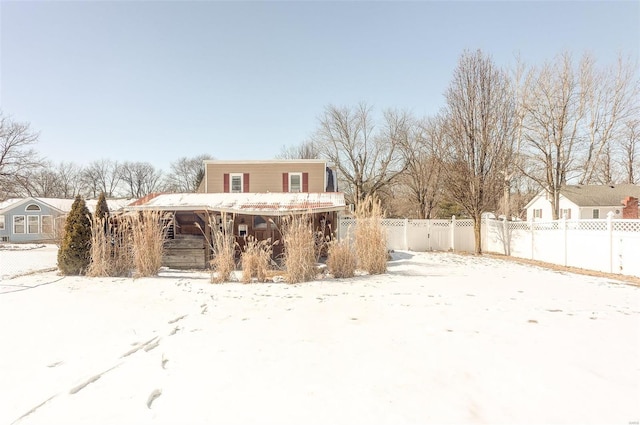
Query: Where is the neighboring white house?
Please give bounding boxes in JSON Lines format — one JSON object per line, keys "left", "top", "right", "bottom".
{"left": 525, "top": 184, "right": 640, "bottom": 221}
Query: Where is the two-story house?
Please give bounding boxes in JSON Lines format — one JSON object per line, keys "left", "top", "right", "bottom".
{"left": 129, "top": 160, "right": 345, "bottom": 268}
{"left": 198, "top": 159, "right": 338, "bottom": 194}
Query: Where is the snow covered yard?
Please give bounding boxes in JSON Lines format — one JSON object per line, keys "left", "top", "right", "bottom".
{"left": 0, "top": 247, "right": 638, "bottom": 424}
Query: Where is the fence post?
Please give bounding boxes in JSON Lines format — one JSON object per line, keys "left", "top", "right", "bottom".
{"left": 450, "top": 215, "right": 456, "bottom": 251}
{"left": 404, "top": 218, "right": 409, "bottom": 250}
{"left": 502, "top": 216, "right": 508, "bottom": 256}
{"left": 561, "top": 215, "right": 567, "bottom": 267}
{"left": 607, "top": 211, "right": 614, "bottom": 273}
{"left": 530, "top": 216, "right": 535, "bottom": 260}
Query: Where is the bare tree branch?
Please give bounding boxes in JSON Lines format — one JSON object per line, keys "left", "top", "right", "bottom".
{"left": 311, "top": 103, "right": 407, "bottom": 205}
{"left": 0, "top": 113, "right": 42, "bottom": 199}
{"left": 440, "top": 49, "right": 517, "bottom": 253}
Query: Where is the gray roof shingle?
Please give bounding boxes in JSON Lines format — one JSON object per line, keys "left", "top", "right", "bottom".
{"left": 561, "top": 184, "right": 640, "bottom": 207}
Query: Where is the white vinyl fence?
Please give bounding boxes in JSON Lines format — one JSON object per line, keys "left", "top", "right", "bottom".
{"left": 338, "top": 215, "right": 640, "bottom": 277}
{"left": 338, "top": 216, "right": 476, "bottom": 253}
{"left": 482, "top": 216, "right": 640, "bottom": 277}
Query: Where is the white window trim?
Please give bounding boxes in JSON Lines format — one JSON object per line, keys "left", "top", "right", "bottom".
{"left": 593, "top": 209, "right": 600, "bottom": 219}
{"left": 25, "top": 203, "right": 41, "bottom": 212}
{"left": 289, "top": 172, "right": 302, "bottom": 193}
{"left": 0, "top": 215, "right": 5, "bottom": 231}
{"left": 27, "top": 215, "right": 40, "bottom": 234}
{"left": 238, "top": 224, "right": 248, "bottom": 237}
{"left": 230, "top": 173, "right": 243, "bottom": 193}
{"left": 14, "top": 215, "right": 25, "bottom": 234}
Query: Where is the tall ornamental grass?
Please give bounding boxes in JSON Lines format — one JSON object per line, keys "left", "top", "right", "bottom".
{"left": 354, "top": 196, "right": 387, "bottom": 275}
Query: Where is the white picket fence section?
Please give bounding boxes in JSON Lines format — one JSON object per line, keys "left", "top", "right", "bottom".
{"left": 338, "top": 215, "right": 640, "bottom": 277}
{"left": 338, "top": 216, "right": 476, "bottom": 253}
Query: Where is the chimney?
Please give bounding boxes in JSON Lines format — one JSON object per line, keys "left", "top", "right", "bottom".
{"left": 622, "top": 196, "right": 639, "bottom": 219}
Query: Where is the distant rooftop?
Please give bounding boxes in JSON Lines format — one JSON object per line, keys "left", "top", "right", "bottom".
{"left": 560, "top": 184, "right": 640, "bottom": 207}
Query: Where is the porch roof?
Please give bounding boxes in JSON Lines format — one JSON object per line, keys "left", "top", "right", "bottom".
{"left": 125, "top": 192, "right": 346, "bottom": 216}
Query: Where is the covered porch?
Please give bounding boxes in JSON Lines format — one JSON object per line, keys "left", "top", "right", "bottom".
{"left": 127, "top": 192, "right": 346, "bottom": 269}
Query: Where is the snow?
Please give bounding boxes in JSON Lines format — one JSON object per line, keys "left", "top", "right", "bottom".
{"left": 0, "top": 198, "right": 135, "bottom": 214}
{"left": 128, "top": 192, "right": 346, "bottom": 215}
{"left": 0, "top": 246, "right": 638, "bottom": 424}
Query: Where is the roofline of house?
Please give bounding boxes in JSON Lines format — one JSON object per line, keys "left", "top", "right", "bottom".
{"left": 523, "top": 190, "right": 546, "bottom": 211}
{"left": 0, "top": 197, "right": 66, "bottom": 215}
{"left": 203, "top": 159, "right": 328, "bottom": 165}
{"left": 124, "top": 204, "right": 346, "bottom": 216}
{"left": 524, "top": 186, "right": 638, "bottom": 211}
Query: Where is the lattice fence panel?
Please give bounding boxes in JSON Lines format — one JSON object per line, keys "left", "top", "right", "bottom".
{"left": 431, "top": 220, "right": 451, "bottom": 228}
{"left": 454, "top": 219, "right": 475, "bottom": 227}
{"left": 613, "top": 220, "right": 640, "bottom": 232}
{"left": 532, "top": 221, "right": 559, "bottom": 231}
{"left": 572, "top": 220, "right": 607, "bottom": 231}
{"left": 381, "top": 219, "right": 406, "bottom": 227}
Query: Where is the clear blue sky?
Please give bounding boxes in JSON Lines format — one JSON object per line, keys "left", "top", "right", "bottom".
{"left": 1, "top": 0, "right": 638, "bottom": 171}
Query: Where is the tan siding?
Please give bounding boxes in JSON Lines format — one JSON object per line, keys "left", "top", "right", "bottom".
{"left": 205, "top": 162, "right": 326, "bottom": 193}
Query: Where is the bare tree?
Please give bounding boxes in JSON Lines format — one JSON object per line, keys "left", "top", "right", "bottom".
{"left": 276, "top": 140, "right": 320, "bottom": 160}
{"left": 311, "top": 103, "right": 408, "bottom": 204}
{"left": 119, "top": 161, "right": 164, "bottom": 198}
{"left": 18, "top": 162, "right": 61, "bottom": 197}
{"left": 440, "top": 49, "right": 516, "bottom": 254}
{"left": 396, "top": 116, "right": 445, "bottom": 219}
{"left": 619, "top": 118, "right": 639, "bottom": 184}
{"left": 82, "top": 159, "right": 122, "bottom": 198}
{"left": 579, "top": 54, "right": 639, "bottom": 184}
{"left": 55, "top": 161, "right": 85, "bottom": 198}
{"left": 0, "top": 113, "right": 42, "bottom": 199}
{"left": 519, "top": 52, "right": 588, "bottom": 219}
{"left": 165, "top": 154, "right": 213, "bottom": 192}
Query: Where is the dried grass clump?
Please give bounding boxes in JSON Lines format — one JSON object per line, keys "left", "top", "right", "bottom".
{"left": 87, "top": 215, "right": 111, "bottom": 277}
{"left": 281, "top": 213, "right": 317, "bottom": 283}
{"left": 327, "top": 238, "right": 357, "bottom": 278}
{"left": 354, "top": 195, "right": 387, "bottom": 275}
{"left": 131, "top": 210, "right": 168, "bottom": 277}
{"left": 87, "top": 215, "right": 133, "bottom": 277}
{"left": 206, "top": 214, "right": 236, "bottom": 283}
{"left": 241, "top": 236, "right": 274, "bottom": 283}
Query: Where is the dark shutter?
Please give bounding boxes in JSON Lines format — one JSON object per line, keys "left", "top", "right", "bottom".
{"left": 243, "top": 173, "right": 250, "bottom": 192}
{"left": 302, "top": 173, "right": 309, "bottom": 192}
{"left": 282, "top": 173, "right": 289, "bottom": 192}
{"left": 223, "top": 173, "right": 229, "bottom": 193}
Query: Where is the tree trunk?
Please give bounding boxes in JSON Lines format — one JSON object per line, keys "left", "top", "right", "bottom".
{"left": 473, "top": 213, "right": 482, "bottom": 255}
